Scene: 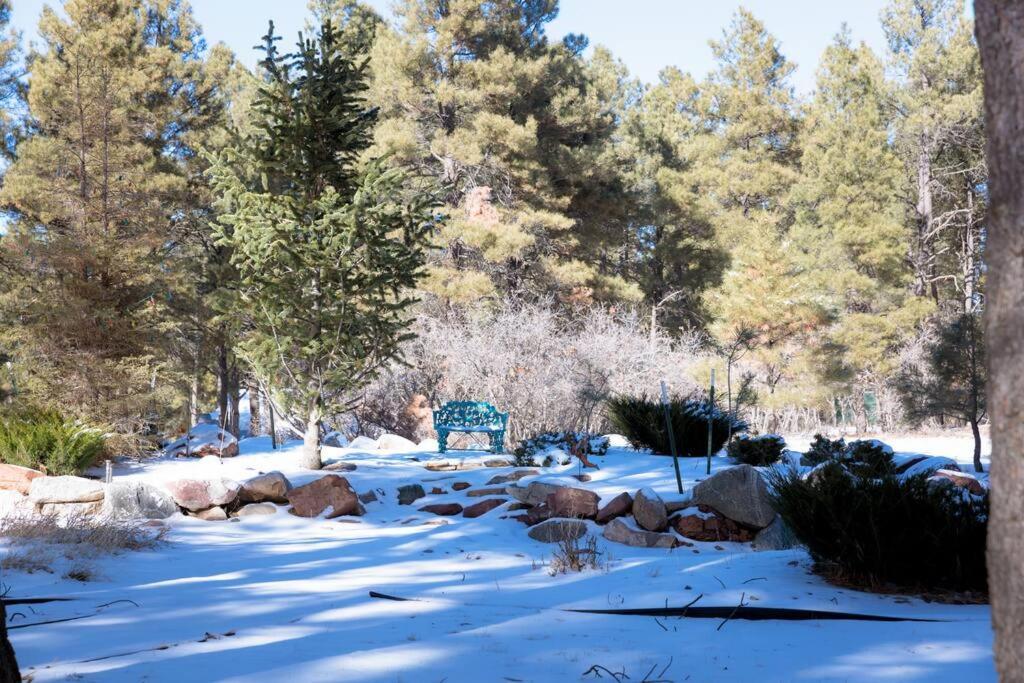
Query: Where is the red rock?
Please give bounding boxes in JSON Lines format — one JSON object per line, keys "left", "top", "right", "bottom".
{"left": 0, "top": 464, "right": 43, "bottom": 495}
{"left": 929, "top": 469, "right": 986, "bottom": 495}
{"left": 420, "top": 503, "right": 463, "bottom": 516}
{"left": 545, "top": 487, "right": 599, "bottom": 519}
{"left": 671, "top": 505, "right": 756, "bottom": 543}
{"left": 287, "top": 475, "right": 364, "bottom": 518}
{"left": 430, "top": 487, "right": 447, "bottom": 495}
{"left": 466, "top": 487, "right": 508, "bottom": 497}
{"left": 192, "top": 441, "right": 239, "bottom": 458}
{"left": 452, "top": 482, "right": 472, "bottom": 491}
{"left": 462, "top": 498, "right": 507, "bottom": 518}
{"left": 513, "top": 505, "right": 553, "bottom": 526}
{"left": 595, "top": 492, "right": 633, "bottom": 524}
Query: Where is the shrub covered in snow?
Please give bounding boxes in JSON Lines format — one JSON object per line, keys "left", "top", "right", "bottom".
{"left": 606, "top": 395, "right": 745, "bottom": 456}
{"left": 768, "top": 463, "right": 988, "bottom": 594}
{"left": 727, "top": 434, "right": 785, "bottom": 466}
{"left": 802, "top": 435, "right": 895, "bottom": 477}
{"left": 0, "top": 407, "right": 106, "bottom": 475}
{"left": 513, "top": 431, "right": 610, "bottom": 467}
{"left": 802, "top": 434, "right": 847, "bottom": 466}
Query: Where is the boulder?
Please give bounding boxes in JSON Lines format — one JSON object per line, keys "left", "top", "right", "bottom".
{"left": 751, "top": 515, "right": 800, "bottom": 551}
{"left": 425, "top": 461, "right": 459, "bottom": 472}
{"left": 672, "top": 505, "right": 756, "bottom": 543}
{"left": 452, "top": 482, "right": 472, "bottom": 491}
{"left": 238, "top": 471, "right": 291, "bottom": 504}
{"left": 632, "top": 488, "right": 668, "bottom": 531}
{"left": 572, "top": 474, "right": 593, "bottom": 483}
{"left": 430, "top": 487, "right": 447, "bottom": 495}
{"left": 358, "top": 490, "right": 379, "bottom": 504}
{"left": 397, "top": 484, "right": 426, "bottom": 505}
{"left": 486, "top": 470, "right": 539, "bottom": 485}
{"left": 485, "top": 458, "right": 513, "bottom": 468}
{"left": 323, "top": 431, "right": 349, "bottom": 447}
{"left": 897, "top": 455, "right": 961, "bottom": 477}
{"left": 545, "top": 487, "right": 599, "bottom": 519}
{"left": 322, "top": 461, "right": 357, "bottom": 472}
{"left": 507, "top": 481, "right": 563, "bottom": 507}
{"left": 29, "top": 476, "right": 105, "bottom": 504}
{"left": 462, "top": 498, "right": 507, "bottom": 518}
{"left": 164, "top": 477, "right": 240, "bottom": 512}
{"left": 419, "top": 503, "right": 463, "bottom": 516}
{"left": 103, "top": 481, "right": 177, "bottom": 519}
{"left": 929, "top": 469, "right": 986, "bottom": 496}
{"left": 348, "top": 435, "right": 378, "bottom": 450}
{"left": 288, "top": 475, "right": 363, "bottom": 518}
{"left": 466, "top": 486, "right": 509, "bottom": 498}
{"left": 377, "top": 433, "right": 418, "bottom": 451}
{"left": 513, "top": 505, "right": 553, "bottom": 526}
{"left": 595, "top": 492, "right": 633, "bottom": 524}
{"left": 528, "top": 519, "right": 588, "bottom": 544}
{"left": 235, "top": 502, "right": 278, "bottom": 518}
{"left": 164, "top": 423, "right": 239, "bottom": 458}
{"left": 602, "top": 518, "right": 681, "bottom": 549}
{"left": 0, "top": 464, "right": 44, "bottom": 495}
{"left": 193, "top": 506, "right": 228, "bottom": 521}
{"left": 38, "top": 501, "right": 102, "bottom": 517}
{"left": 691, "top": 465, "right": 775, "bottom": 529}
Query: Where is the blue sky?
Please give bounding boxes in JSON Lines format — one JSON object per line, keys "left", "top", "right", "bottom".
{"left": 8, "top": 0, "right": 914, "bottom": 94}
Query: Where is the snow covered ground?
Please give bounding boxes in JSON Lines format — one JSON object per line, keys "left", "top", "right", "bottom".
{"left": 6, "top": 435, "right": 994, "bottom": 682}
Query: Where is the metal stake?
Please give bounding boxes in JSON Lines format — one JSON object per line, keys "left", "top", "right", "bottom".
{"left": 661, "top": 380, "right": 683, "bottom": 494}
{"left": 706, "top": 369, "right": 716, "bottom": 475}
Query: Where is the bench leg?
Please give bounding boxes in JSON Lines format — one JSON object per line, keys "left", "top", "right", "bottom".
{"left": 438, "top": 430, "right": 448, "bottom": 454}
{"left": 491, "top": 431, "right": 505, "bottom": 454}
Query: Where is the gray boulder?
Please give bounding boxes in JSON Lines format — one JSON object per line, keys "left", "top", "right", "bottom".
{"left": 397, "top": 484, "right": 426, "bottom": 505}
{"left": 239, "top": 471, "right": 291, "bottom": 504}
{"left": 751, "top": 516, "right": 800, "bottom": 551}
{"left": 691, "top": 465, "right": 776, "bottom": 529}
{"left": 235, "top": 502, "right": 278, "bottom": 518}
{"left": 528, "top": 519, "right": 588, "bottom": 544}
{"left": 29, "top": 476, "right": 105, "bottom": 504}
{"left": 632, "top": 488, "right": 668, "bottom": 531}
{"left": 103, "top": 480, "right": 177, "bottom": 519}
{"left": 602, "top": 518, "right": 681, "bottom": 549}
{"left": 507, "top": 481, "right": 563, "bottom": 507}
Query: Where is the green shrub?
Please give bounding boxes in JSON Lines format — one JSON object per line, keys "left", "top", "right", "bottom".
{"left": 0, "top": 408, "right": 106, "bottom": 475}
{"left": 802, "top": 434, "right": 846, "bottom": 466}
{"left": 845, "top": 439, "right": 896, "bottom": 478}
{"left": 606, "top": 395, "right": 745, "bottom": 456}
{"left": 768, "top": 462, "right": 988, "bottom": 593}
{"left": 727, "top": 434, "right": 785, "bottom": 466}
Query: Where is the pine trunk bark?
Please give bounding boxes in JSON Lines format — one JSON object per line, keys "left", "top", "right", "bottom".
{"left": 248, "top": 380, "right": 262, "bottom": 437}
{"left": 300, "top": 406, "right": 322, "bottom": 470}
{"left": 0, "top": 599, "right": 19, "bottom": 683}
{"left": 975, "top": 2, "right": 1024, "bottom": 679}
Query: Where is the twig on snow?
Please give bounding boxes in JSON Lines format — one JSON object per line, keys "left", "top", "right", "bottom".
{"left": 716, "top": 592, "right": 747, "bottom": 631}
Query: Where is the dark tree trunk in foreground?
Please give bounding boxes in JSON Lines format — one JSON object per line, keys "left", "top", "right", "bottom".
{"left": 0, "top": 600, "right": 20, "bottom": 683}
{"left": 975, "top": 2, "right": 1024, "bottom": 679}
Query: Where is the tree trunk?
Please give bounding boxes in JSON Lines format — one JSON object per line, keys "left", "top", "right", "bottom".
{"left": 248, "top": 380, "right": 262, "bottom": 437}
{"left": 227, "top": 365, "right": 241, "bottom": 438}
{"left": 217, "top": 341, "right": 229, "bottom": 431}
{"left": 970, "top": 418, "right": 983, "bottom": 474}
{"left": 300, "top": 406, "right": 322, "bottom": 470}
{"left": 0, "top": 599, "right": 20, "bottom": 683}
{"left": 975, "top": 3, "right": 1024, "bottom": 679}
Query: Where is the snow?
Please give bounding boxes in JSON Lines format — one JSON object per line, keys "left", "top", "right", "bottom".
{"left": 4, "top": 434, "right": 994, "bottom": 682}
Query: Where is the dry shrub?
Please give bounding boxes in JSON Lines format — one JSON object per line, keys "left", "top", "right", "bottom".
{"left": 549, "top": 534, "right": 604, "bottom": 575}
{"left": 0, "top": 512, "right": 166, "bottom": 553}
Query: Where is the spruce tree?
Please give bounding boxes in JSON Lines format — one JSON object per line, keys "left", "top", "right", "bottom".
{"left": 211, "top": 21, "right": 436, "bottom": 469}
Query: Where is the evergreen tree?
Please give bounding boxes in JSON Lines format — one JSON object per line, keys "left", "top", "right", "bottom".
{"left": 211, "top": 21, "right": 437, "bottom": 469}
{"left": 0, "top": 0, "right": 23, "bottom": 158}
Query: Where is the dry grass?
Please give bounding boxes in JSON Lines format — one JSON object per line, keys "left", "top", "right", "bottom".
{"left": 548, "top": 534, "right": 606, "bottom": 576}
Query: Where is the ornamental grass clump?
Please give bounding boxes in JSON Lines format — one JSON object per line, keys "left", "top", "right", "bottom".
{"left": 0, "top": 408, "right": 106, "bottom": 475}
{"left": 606, "top": 395, "right": 745, "bottom": 456}
{"left": 768, "top": 462, "right": 988, "bottom": 594}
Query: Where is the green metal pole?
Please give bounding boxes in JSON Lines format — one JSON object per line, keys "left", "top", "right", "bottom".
{"left": 706, "top": 369, "right": 716, "bottom": 475}
{"left": 661, "top": 381, "right": 683, "bottom": 494}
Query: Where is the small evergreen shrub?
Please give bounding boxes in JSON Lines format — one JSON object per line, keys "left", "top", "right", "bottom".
{"left": 0, "top": 408, "right": 106, "bottom": 475}
{"left": 727, "top": 434, "right": 785, "bottom": 466}
{"left": 768, "top": 463, "right": 988, "bottom": 593}
{"left": 606, "top": 395, "right": 745, "bottom": 456}
{"left": 845, "top": 439, "right": 896, "bottom": 477}
{"left": 802, "top": 434, "right": 846, "bottom": 466}
{"left": 513, "top": 431, "right": 610, "bottom": 467}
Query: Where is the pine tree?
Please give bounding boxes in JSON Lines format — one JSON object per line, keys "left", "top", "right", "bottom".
{"left": 0, "top": 0, "right": 23, "bottom": 158}
{"left": 0, "top": 0, "right": 214, "bottom": 445}
{"left": 211, "top": 21, "right": 437, "bottom": 469}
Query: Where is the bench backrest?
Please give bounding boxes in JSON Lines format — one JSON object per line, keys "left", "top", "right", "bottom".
{"left": 433, "top": 401, "right": 507, "bottom": 428}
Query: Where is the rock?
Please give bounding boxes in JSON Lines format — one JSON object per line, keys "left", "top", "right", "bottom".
{"left": 103, "top": 481, "right": 177, "bottom": 519}
{"left": 632, "top": 488, "right": 668, "bottom": 531}
{"left": 193, "top": 506, "right": 228, "bottom": 521}
{"left": 507, "top": 481, "right": 563, "bottom": 507}
{"left": 466, "top": 487, "right": 509, "bottom": 498}
{"left": 287, "top": 475, "right": 363, "bottom": 518}
{"left": 672, "top": 505, "right": 756, "bottom": 543}
{"left": 484, "top": 458, "right": 512, "bottom": 467}
{"left": 898, "top": 456, "right": 962, "bottom": 478}
{"left": 425, "top": 461, "right": 459, "bottom": 472}
{"left": 323, "top": 431, "right": 349, "bottom": 447}
{"left": 691, "top": 465, "right": 775, "bottom": 529}
{"left": 528, "top": 519, "right": 588, "bottom": 543}
{"left": 602, "top": 518, "right": 680, "bottom": 549}
{"left": 452, "top": 482, "right": 472, "bottom": 491}
{"left": 164, "top": 478, "right": 240, "bottom": 512}
{"left": 462, "top": 498, "right": 507, "bottom": 518}
{"left": 595, "top": 492, "right": 633, "bottom": 524}
{"left": 29, "top": 476, "right": 105, "bottom": 504}
{"left": 572, "top": 474, "right": 593, "bottom": 483}
{"left": 164, "top": 422, "right": 239, "bottom": 458}
{"left": 235, "top": 502, "right": 277, "bottom": 518}
{"left": 751, "top": 515, "right": 800, "bottom": 550}
{"left": 514, "top": 505, "right": 553, "bottom": 526}
{"left": 377, "top": 433, "right": 418, "bottom": 451}
{"left": 664, "top": 497, "right": 690, "bottom": 514}
{"left": 38, "top": 501, "right": 103, "bottom": 517}
{"left": 238, "top": 471, "right": 291, "bottom": 504}
{"left": 420, "top": 503, "right": 463, "bottom": 516}
{"left": 929, "top": 469, "right": 986, "bottom": 495}
{"left": 348, "top": 435, "right": 378, "bottom": 450}
{"left": 0, "top": 490, "right": 32, "bottom": 517}
{"left": 430, "top": 487, "right": 447, "bottom": 495}
{"left": 397, "top": 484, "right": 426, "bottom": 505}
{"left": 358, "top": 490, "right": 379, "bottom": 504}
{"left": 322, "top": 461, "right": 357, "bottom": 472}
{"left": 486, "top": 470, "right": 539, "bottom": 485}
{"left": 545, "top": 487, "right": 599, "bottom": 519}
{"left": 507, "top": 502, "right": 531, "bottom": 511}
{"left": 0, "top": 464, "right": 44, "bottom": 495}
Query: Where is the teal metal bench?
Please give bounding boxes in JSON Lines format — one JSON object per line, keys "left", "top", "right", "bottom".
{"left": 433, "top": 401, "right": 508, "bottom": 454}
